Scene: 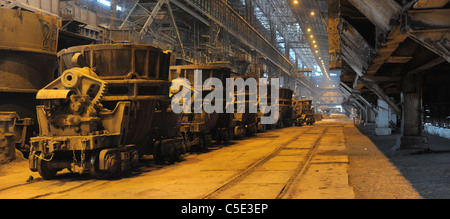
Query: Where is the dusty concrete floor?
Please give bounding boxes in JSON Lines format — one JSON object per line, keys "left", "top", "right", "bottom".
{"left": 0, "top": 117, "right": 448, "bottom": 199}
{"left": 344, "top": 125, "right": 421, "bottom": 199}
{"left": 353, "top": 124, "right": 450, "bottom": 199}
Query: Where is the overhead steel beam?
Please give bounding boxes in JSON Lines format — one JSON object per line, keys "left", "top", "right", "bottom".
{"left": 339, "top": 82, "right": 353, "bottom": 97}
{"left": 119, "top": 2, "right": 139, "bottom": 29}
{"left": 347, "top": 0, "right": 402, "bottom": 32}
{"left": 407, "top": 56, "right": 446, "bottom": 75}
{"left": 341, "top": 82, "right": 374, "bottom": 110}
{"left": 139, "top": 0, "right": 167, "bottom": 35}
{"left": 340, "top": 82, "right": 373, "bottom": 114}
{"left": 413, "top": 0, "right": 450, "bottom": 9}
{"left": 338, "top": 18, "right": 374, "bottom": 77}
{"left": 366, "top": 25, "right": 408, "bottom": 75}
{"left": 170, "top": 0, "right": 210, "bottom": 26}
{"left": 360, "top": 79, "right": 401, "bottom": 116}
{"left": 403, "top": 8, "right": 450, "bottom": 63}
{"left": 342, "top": 0, "right": 408, "bottom": 78}
{"left": 405, "top": 9, "right": 450, "bottom": 32}
{"left": 166, "top": 1, "right": 186, "bottom": 57}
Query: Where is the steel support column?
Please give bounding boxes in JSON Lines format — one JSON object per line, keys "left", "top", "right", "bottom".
{"left": 400, "top": 73, "right": 429, "bottom": 149}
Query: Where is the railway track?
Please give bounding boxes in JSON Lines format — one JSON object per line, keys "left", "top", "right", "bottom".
{"left": 202, "top": 126, "right": 329, "bottom": 199}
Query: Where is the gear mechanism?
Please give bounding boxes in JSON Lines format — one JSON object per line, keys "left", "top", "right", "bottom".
{"left": 37, "top": 67, "right": 107, "bottom": 105}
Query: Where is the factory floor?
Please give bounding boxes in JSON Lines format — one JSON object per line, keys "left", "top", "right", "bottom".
{"left": 1, "top": 116, "right": 449, "bottom": 199}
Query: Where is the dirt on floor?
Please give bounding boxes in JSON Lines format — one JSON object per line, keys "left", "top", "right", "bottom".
{"left": 345, "top": 124, "right": 450, "bottom": 199}
{"left": 0, "top": 150, "right": 28, "bottom": 177}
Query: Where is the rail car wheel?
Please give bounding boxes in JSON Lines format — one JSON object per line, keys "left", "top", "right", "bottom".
{"left": 214, "top": 131, "right": 221, "bottom": 144}
{"left": 153, "top": 141, "right": 164, "bottom": 163}
{"left": 165, "top": 141, "right": 175, "bottom": 163}
{"left": 130, "top": 148, "right": 139, "bottom": 168}
{"left": 214, "top": 129, "right": 229, "bottom": 144}
{"left": 37, "top": 156, "right": 57, "bottom": 180}
{"left": 198, "top": 134, "right": 206, "bottom": 151}
{"left": 234, "top": 126, "right": 245, "bottom": 139}
{"left": 204, "top": 134, "right": 212, "bottom": 148}
{"left": 221, "top": 129, "right": 230, "bottom": 143}
{"left": 90, "top": 149, "right": 121, "bottom": 179}
{"left": 258, "top": 122, "right": 266, "bottom": 133}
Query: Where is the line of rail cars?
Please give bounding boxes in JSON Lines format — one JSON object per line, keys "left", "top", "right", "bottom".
{"left": 169, "top": 65, "right": 235, "bottom": 150}
{"left": 293, "top": 99, "right": 316, "bottom": 126}
{"left": 26, "top": 45, "right": 315, "bottom": 179}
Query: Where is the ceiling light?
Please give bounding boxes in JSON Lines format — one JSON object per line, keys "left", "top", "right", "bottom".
{"left": 311, "top": 11, "right": 315, "bottom": 16}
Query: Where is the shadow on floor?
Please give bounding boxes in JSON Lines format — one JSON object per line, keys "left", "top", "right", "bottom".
{"left": 356, "top": 124, "right": 450, "bottom": 199}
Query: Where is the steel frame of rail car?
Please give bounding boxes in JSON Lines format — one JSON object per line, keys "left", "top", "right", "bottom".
{"left": 28, "top": 67, "right": 139, "bottom": 179}
{"left": 277, "top": 88, "right": 295, "bottom": 128}
{"left": 256, "top": 81, "right": 273, "bottom": 133}
{"left": 147, "top": 100, "right": 186, "bottom": 163}
{"left": 103, "top": 78, "right": 186, "bottom": 164}
{"left": 58, "top": 44, "right": 181, "bottom": 164}
{"left": 27, "top": 44, "right": 177, "bottom": 179}
{"left": 231, "top": 82, "right": 259, "bottom": 139}
{"left": 293, "top": 99, "right": 316, "bottom": 126}
{"left": 169, "top": 65, "right": 235, "bottom": 150}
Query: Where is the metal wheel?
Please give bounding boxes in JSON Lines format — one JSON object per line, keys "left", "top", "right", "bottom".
{"left": 153, "top": 141, "right": 164, "bottom": 163}
{"left": 90, "top": 150, "right": 106, "bottom": 179}
{"left": 37, "top": 156, "right": 57, "bottom": 180}
{"left": 89, "top": 150, "right": 121, "bottom": 179}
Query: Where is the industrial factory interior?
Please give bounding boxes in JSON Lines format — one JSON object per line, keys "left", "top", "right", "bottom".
{"left": 1, "top": 0, "right": 450, "bottom": 206}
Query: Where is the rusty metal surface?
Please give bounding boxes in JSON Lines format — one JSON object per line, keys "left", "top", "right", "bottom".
{"left": 0, "top": 8, "right": 60, "bottom": 55}
{"left": 403, "top": 9, "right": 450, "bottom": 63}
{"left": 170, "top": 64, "right": 232, "bottom": 130}
{"left": 338, "top": 18, "right": 375, "bottom": 77}
{"left": 347, "top": 0, "right": 402, "bottom": 32}
{"left": 413, "top": 0, "right": 450, "bottom": 9}
{"left": 169, "top": 64, "right": 235, "bottom": 145}
{"left": 279, "top": 88, "right": 294, "bottom": 127}
{"left": 58, "top": 43, "right": 172, "bottom": 80}
{"left": 405, "top": 9, "right": 450, "bottom": 32}
{"left": 0, "top": 112, "right": 18, "bottom": 164}
{"left": 29, "top": 60, "right": 137, "bottom": 178}
{"left": 0, "top": 8, "right": 61, "bottom": 159}
{"left": 36, "top": 89, "right": 73, "bottom": 100}
{"left": 57, "top": 44, "right": 172, "bottom": 146}
{"left": 0, "top": 8, "right": 60, "bottom": 92}
{"left": 1, "top": 0, "right": 60, "bottom": 16}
